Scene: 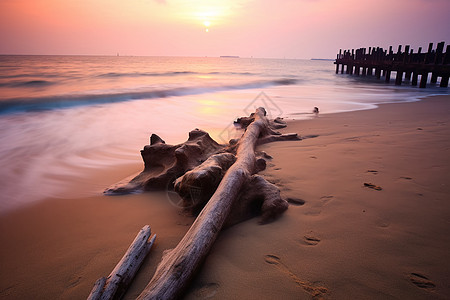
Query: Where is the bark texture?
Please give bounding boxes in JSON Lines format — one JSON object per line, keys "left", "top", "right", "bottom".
{"left": 87, "top": 225, "right": 156, "bottom": 300}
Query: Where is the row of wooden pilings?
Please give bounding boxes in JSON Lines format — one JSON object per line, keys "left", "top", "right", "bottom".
{"left": 335, "top": 41, "right": 450, "bottom": 88}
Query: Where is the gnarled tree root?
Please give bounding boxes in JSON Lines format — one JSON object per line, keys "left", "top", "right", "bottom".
{"left": 226, "top": 174, "right": 288, "bottom": 227}
{"left": 104, "top": 129, "right": 225, "bottom": 195}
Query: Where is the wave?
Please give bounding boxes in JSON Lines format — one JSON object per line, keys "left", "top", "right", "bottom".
{"left": 97, "top": 71, "right": 196, "bottom": 78}
{"left": 0, "top": 78, "right": 298, "bottom": 115}
{"left": 0, "top": 71, "right": 257, "bottom": 80}
{"left": 0, "top": 73, "right": 60, "bottom": 79}
{"left": 0, "top": 80, "right": 54, "bottom": 88}
{"left": 96, "top": 70, "right": 258, "bottom": 78}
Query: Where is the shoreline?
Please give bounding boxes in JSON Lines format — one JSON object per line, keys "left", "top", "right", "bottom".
{"left": 1, "top": 94, "right": 449, "bottom": 299}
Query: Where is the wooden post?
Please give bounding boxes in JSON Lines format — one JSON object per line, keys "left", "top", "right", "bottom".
{"left": 385, "top": 69, "right": 391, "bottom": 83}
{"left": 417, "top": 47, "right": 423, "bottom": 63}
{"left": 345, "top": 50, "right": 351, "bottom": 74}
{"left": 349, "top": 50, "right": 354, "bottom": 75}
{"left": 335, "top": 50, "right": 341, "bottom": 74}
{"left": 395, "top": 70, "right": 403, "bottom": 85}
{"left": 419, "top": 73, "right": 428, "bottom": 88}
{"left": 430, "top": 73, "right": 438, "bottom": 84}
{"left": 443, "top": 45, "right": 450, "bottom": 65}
{"left": 403, "top": 45, "right": 410, "bottom": 63}
{"left": 407, "top": 48, "right": 413, "bottom": 64}
{"left": 411, "top": 72, "right": 418, "bottom": 86}
{"left": 425, "top": 43, "right": 433, "bottom": 64}
{"left": 440, "top": 75, "right": 449, "bottom": 88}
{"left": 396, "top": 45, "right": 402, "bottom": 62}
{"left": 404, "top": 71, "right": 412, "bottom": 81}
{"left": 375, "top": 68, "right": 381, "bottom": 79}
{"left": 434, "top": 42, "right": 445, "bottom": 64}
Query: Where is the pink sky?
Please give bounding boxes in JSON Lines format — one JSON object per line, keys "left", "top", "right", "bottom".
{"left": 0, "top": 0, "right": 449, "bottom": 58}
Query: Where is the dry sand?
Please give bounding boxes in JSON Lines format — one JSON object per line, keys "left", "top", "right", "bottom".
{"left": 1, "top": 95, "right": 449, "bottom": 299}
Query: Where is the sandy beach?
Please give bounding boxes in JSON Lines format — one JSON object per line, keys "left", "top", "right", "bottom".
{"left": 1, "top": 95, "right": 449, "bottom": 299}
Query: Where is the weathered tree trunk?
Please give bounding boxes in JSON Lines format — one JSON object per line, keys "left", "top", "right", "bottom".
{"left": 87, "top": 225, "right": 156, "bottom": 300}
{"left": 137, "top": 108, "right": 298, "bottom": 299}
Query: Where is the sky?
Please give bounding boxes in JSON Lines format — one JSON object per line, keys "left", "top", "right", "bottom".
{"left": 0, "top": 0, "right": 449, "bottom": 59}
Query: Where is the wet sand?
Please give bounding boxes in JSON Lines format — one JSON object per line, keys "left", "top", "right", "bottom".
{"left": 1, "top": 95, "right": 450, "bottom": 299}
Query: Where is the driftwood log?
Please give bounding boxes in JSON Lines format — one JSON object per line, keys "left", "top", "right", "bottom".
{"left": 105, "top": 109, "right": 299, "bottom": 225}
{"left": 87, "top": 225, "right": 156, "bottom": 300}
{"left": 128, "top": 107, "right": 300, "bottom": 299}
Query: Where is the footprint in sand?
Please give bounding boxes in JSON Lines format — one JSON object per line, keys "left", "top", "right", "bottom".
{"left": 305, "top": 196, "right": 334, "bottom": 216}
{"left": 192, "top": 282, "right": 220, "bottom": 298}
{"left": 364, "top": 183, "right": 382, "bottom": 191}
{"left": 345, "top": 136, "right": 360, "bottom": 142}
{"left": 376, "top": 221, "right": 390, "bottom": 228}
{"left": 67, "top": 276, "right": 82, "bottom": 288}
{"left": 409, "top": 273, "right": 436, "bottom": 290}
{"left": 287, "top": 197, "right": 306, "bottom": 206}
{"left": 264, "top": 254, "right": 328, "bottom": 299}
{"left": 375, "top": 218, "right": 390, "bottom": 228}
{"left": 264, "top": 254, "right": 282, "bottom": 265}
{"left": 320, "top": 195, "right": 334, "bottom": 204}
{"left": 302, "top": 234, "right": 321, "bottom": 246}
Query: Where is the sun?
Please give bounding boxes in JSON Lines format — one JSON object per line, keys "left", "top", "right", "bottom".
{"left": 171, "top": 1, "right": 242, "bottom": 31}
{"left": 203, "top": 20, "right": 211, "bottom": 32}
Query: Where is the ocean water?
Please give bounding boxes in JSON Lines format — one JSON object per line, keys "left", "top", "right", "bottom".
{"left": 0, "top": 55, "right": 448, "bottom": 213}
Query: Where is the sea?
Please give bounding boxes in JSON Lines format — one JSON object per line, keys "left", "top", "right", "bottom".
{"left": 0, "top": 55, "right": 448, "bottom": 213}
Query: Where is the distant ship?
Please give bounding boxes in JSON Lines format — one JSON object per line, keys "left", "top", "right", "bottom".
{"left": 220, "top": 56, "right": 239, "bottom": 58}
